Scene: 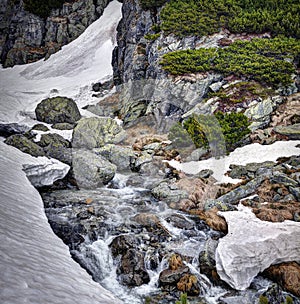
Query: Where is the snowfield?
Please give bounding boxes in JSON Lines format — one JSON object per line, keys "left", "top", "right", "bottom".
{"left": 0, "top": 1, "right": 123, "bottom": 303}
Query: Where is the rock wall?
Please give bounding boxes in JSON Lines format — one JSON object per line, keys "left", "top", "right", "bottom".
{"left": 112, "top": 0, "right": 223, "bottom": 130}
{"left": 0, "top": 0, "right": 111, "bottom": 67}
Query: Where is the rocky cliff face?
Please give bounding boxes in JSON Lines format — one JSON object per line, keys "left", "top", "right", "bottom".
{"left": 0, "top": 0, "right": 110, "bottom": 67}
{"left": 112, "top": 0, "right": 224, "bottom": 130}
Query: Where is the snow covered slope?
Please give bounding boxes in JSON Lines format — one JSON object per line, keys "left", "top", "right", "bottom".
{"left": 0, "top": 1, "right": 123, "bottom": 303}
{"left": 0, "top": 141, "right": 122, "bottom": 304}
{"left": 0, "top": 0, "right": 122, "bottom": 125}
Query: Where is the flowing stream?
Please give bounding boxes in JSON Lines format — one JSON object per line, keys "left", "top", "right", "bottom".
{"left": 40, "top": 172, "right": 277, "bottom": 304}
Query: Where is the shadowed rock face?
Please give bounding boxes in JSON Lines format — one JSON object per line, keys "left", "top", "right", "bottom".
{"left": 215, "top": 205, "right": 300, "bottom": 290}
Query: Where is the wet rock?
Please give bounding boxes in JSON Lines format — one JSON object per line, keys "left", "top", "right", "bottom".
{"left": 35, "top": 97, "right": 81, "bottom": 124}
{"left": 216, "top": 205, "right": 300, "bottom": 290}
{"left": 4, "top": 134, "right": 45, "bottom": 157}
{"left": 118, "top": 248, "right": 150, "bottom": 287}
{"left": 165, "top": 214, "right": 194, "bottom": 230}
{"left": 110, "top": 234, "right": 140, "bottom": 257}
{"left": 132, "top": 213, "right": 160, "bottom": 227}
{"left": 72, "top": 117, "right": 126, "bottom": 149}
{"left": 199, "top": 239, "right": 219, "bottom": 284}
{"left": 274, "top": 123, "right": 300, "bottom": 140}
{"left": 159, "top": 266, "right": 190, "bottom": 287}
{"left": 94, "top": 144, "right": 136, "bottom": 171}
{"left": 72, "top": 149, "right": 116, "bottom": 189}
{"left": 109, "top": 235, "right": 149, "bottom": 287}
{"left": 48, "top": 217, "right": 86, "bottom": 249}
{"left": 177, "top": 274, "right": 200, "bottom": 296}
{"left": 264, "top": 262, "right": 300, "bottom": 297}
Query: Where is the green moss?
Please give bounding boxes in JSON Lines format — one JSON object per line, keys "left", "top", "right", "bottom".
{"left": 182, "top": 112, "right": 250, "bottom": 151}
{"left": 285, "top": 296, "right": 294, "bottom": 304}
{"left": 161, "top": 37, "right": 300, "bottom": 88}
{"left": 145, "top": 33, "right": 161, "bottom": 41}
{"left": 259, "top": 295, "right": 269, "bottom": 304}
{"left": 175, "top": 293, "right": 189, "bottom": 304}
{"left": 139, "top": 0, "right": 167, "bottom": 10}
{"left": 160, "top": 0, "right": 300, "bottom": 38}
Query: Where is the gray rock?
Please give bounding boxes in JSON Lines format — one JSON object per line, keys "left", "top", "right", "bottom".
{"left": 51, "top": 122, "right": 75, "bottom": 130}
{"left": 4, "top": 134, "right": 45, "bottom": 157}
{"left": 35, "top": 97, "right": 81, "bottom": 124}
{"left": 216, "top": 205, "right": 300, "bottom": 290}
{"left": 199, "top": 238, "right": 218, "bottom": 281}
{"left": 134, "top": 151, "right": 153, "bottom": 169}
{"left": 289, "top": 187, "right": 300, "bottom": 200}
{"left": 273, "top": 123, "right": 300, "bottom": 139}
{"left": 72, "top": 149, "right": 116, "bottom": 189}
{"left": 151, "top": 181, "right": 188, "bottom": 203}
{"left": 186, "top": 148, "right": 208, "bottom": 162}
{"left": 72, "top": 117, "right": 126, "bottom": 149}
{"left": 218, "top": 176, "right": 265, "bottom": 205}
{"left": 94, "top": 144, "right": 136, "bottom": 171}
{"left": 244, "top": 96, "right": 283, "bottom": 131}
{"left": 271, "top": 172, "right": 298, "bottom": 187}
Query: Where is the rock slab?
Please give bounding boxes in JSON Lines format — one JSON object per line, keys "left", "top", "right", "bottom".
{"left": 215, "top": 205, "right": 300, "bottom": 290}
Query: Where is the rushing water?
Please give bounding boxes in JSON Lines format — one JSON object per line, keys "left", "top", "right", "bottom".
{"left": 40, "top": 171, "right": 298, "bottom": 304}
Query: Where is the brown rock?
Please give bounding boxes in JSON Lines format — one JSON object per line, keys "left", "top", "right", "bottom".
{"left": 264, "top": 262, "right": 300, "bottom": 297}
{"left": 169, "top": 254, "right": 183, "bottom": 271}
{"left": 177, "top": 274, "right": 200, "bottom": 296}
{"left": 191, "top": 207, "right": 228, "bottom": 233}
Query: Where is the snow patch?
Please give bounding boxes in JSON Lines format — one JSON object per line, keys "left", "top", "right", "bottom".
{"left": 216, "top": 204, "right": 300, "bottom": 290}
{"left": 168, "top": 140, "right": 300, "bottom": 183}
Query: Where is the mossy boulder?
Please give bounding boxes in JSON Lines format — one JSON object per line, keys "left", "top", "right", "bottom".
{"left": 35, "top": 96, "right": 81, "bottom": 124}
{"left": 72, "top": 117, "right": 126, "bottom": 149}
{"left": 4, "top": 134, "right": 45, "bottom": 157}
{"left": 38, "top": 133, "right": 71, "bottom": 164}
{"left": 30, "top": 124, "right": 49, "bottom": 132}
